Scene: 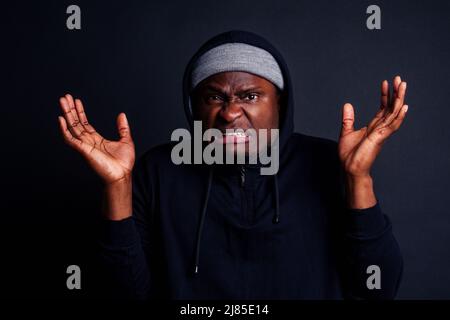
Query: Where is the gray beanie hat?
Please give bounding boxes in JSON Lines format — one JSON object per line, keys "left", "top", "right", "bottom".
{"left": 190, "top": 42, "right": 284, "bottom": 90}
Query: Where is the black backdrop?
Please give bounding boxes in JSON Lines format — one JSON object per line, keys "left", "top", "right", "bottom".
{"left": 3, "top": 0, "right": 450, "bottom": 299}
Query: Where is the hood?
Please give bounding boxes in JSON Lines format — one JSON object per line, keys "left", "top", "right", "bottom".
{"left": 182, "top": 30, "right": 295, "bottom": 153}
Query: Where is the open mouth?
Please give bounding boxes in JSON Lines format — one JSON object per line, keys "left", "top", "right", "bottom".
{"left": 217, "top": 132, "right": 250, "bottom": 144}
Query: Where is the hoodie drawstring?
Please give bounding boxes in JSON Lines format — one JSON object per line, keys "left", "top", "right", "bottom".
{"left": 194, "top": 167, "right": 214, "bottom": 275}
{"left": 273, "top": 174, "right": 280, "bottom": 224}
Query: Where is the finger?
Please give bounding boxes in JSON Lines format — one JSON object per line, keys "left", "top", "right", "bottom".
{"left": 67, "top": 93, "right": 92, "bottom": 140}
{"left": 340, "top": 103, "right": 355, "bottom": 137}
{"left": 59, "top": 96, "right": 83, "bottom": 138}
{"left": 75, "top": 98, "right": 98, "bottom": 134}
{"left": 65, "top": 94, "right": 82, "bottom": 128}
{"left": 387, "top": 79, "right": 391, "bottom": 110}
{"left": 397, "top": 80, "right": 407, "bottom": 100}
{"left": 391, "top": 76, "right": 401, "bottom": 104}
{"left": 117, "top": 113, "right": 132, "bottom": 142}
{"left": 384, "top": 82, "right": 407, "bottom": 125}
{"left": 381, "top": 80, "right": 389, "bottom": 110}
{"left": 58, "top": 115, "right": 74, "bottom": 142}
{"left": 388, "top": 105, "right": 408, "bottom": 132}
{"left": 368, "top": 107, "right": 385, "bottom": 132}
{"left": 58, "top": 116, "right": 89, "bottom": 154}
{"left": 369, "top": 79, "right": 390, "bottom": 130}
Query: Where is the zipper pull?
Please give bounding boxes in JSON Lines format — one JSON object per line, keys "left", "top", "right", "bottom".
{"left": 240, "top": 166, "right": 245, "bottom": 187}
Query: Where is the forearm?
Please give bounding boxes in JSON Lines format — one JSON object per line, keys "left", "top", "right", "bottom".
{"left": 98, "top": 216, "right": 151, "bottom": 299}
{"left": 341, "top": 175, "right": 403, "bottom": 299}
{"left": 344, "top": 222, "right": 403, "bottom": 299}
{"left": 99, "top": 174, "right": 151, "bottom": 299}
{"left": 102, "top": 176, "right": 133, "bottom": 220}
{"left": 345, "top": 175, "right": 377, "bottom": 209}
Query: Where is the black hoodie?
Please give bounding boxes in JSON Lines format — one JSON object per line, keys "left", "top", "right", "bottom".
{"left": 98, "top": 30, "right": 403, "bottom": 299}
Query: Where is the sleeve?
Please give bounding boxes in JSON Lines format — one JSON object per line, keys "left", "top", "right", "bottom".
{"left": 342, "top": 201, "right": 404, "bottom": 299}
{"left": 325, "top": 140, "right": 403, "bottom": 300}
{"left": 97, "top": 154, "right": 153, "bottom": 299}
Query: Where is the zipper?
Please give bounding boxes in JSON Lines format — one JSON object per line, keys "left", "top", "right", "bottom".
{"left": 240, "top": 166, "right": 248, "bottom": 224}
{"left": 240, "top": 166, "right": 246, "bottom": 187}
{"left": 239, "top": 165, "right": 250, "bottom": 299}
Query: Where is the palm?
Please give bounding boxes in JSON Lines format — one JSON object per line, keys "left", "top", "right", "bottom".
{"left": 338, "top": 76, "right": 408, "bottom": 177}
{"left": 87, "top": 138, "right": 135, "bottom": 182}
{"left": 58, "top": 94, "right": 135, "bottom": 184}
{"left": 339, "top": 128, "right": 371, "bottom": 173}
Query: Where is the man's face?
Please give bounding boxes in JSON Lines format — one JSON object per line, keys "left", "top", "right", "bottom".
{"left": 192, "top": 71, "right": 281, "bottom": 155}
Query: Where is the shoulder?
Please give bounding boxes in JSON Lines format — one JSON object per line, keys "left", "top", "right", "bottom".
{"left": 283, "top": 133, "right": 344, "bottom": 193}
{"left": 134, "top": 141, "right": 203, "bottom": 179}
{"left": 280, "top": 132, "right": 342, "bottom": 182}
{"left": 286, "top": 132, "right": 339, "bottom": 158}
{"left": 138, "top": 142, "right": 176, "bottom": 166}
{"left": 132, "top": 142, "right": 179, "bottom": 178}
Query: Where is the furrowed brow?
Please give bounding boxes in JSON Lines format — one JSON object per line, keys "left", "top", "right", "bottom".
{"left": 235, "top": 86, "right": 263, "bottom": 95}
{"left": 203, "top": 85, "right": 227, "bottom": 94}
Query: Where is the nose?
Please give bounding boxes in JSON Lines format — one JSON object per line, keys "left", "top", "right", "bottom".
{"left": 219, "top": 101, "right": 243, "bottom": 123}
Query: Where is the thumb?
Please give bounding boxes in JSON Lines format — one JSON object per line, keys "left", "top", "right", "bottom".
{"left": 117, "top": 112, "right": 132, "bottom": 142}
{"left": 340, "top": 103, "right": 355, "bottom": 137}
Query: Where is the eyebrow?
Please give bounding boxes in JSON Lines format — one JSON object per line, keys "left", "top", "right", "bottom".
{"left": 202, "top": 85, "right": 263, "bottom": 95}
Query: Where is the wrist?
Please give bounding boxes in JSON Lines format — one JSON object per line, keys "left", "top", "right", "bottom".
{"left": 345, "top": 174, "right": 377, "bottom": 209}
{"left": 345, "top": 173, "right": 372, "bottom": 184}
{"left": 103, "top": 175, "right": 132, "bottom": 221}
{"left": 105, "top": 173, "right": 132, "bottom": 187}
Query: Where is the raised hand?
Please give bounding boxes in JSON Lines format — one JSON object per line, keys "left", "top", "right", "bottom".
{"left": 338, "top": 75, "right": 408, "bottom": 178}
{"left": 58, "top": 94, "right": 135, "bottom": 185}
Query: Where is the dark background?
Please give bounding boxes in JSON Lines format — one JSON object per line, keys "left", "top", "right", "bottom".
{"left": 3, "top": 0, "right": 449, "bottom": 298}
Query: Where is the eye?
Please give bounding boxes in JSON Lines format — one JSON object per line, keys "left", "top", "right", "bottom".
{"left": 207, "top": 94, "right": 223, "bottom": 102}
{"left": 245, "top": 93, "right": 258, "bottom": 101}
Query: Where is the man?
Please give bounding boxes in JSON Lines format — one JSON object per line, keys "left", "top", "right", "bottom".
{"left": 57, "top": 30, "right": 407, "bottom": 299}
